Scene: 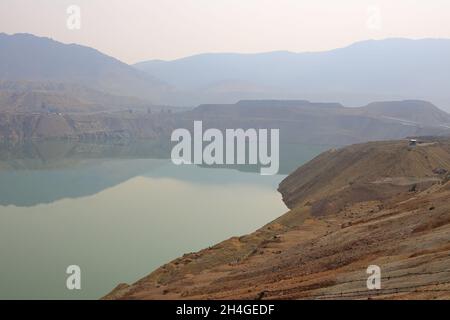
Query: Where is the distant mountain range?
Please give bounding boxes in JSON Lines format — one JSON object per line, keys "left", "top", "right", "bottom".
{"left": 1, "top": 32, "right": 450, "bottom": 116}
{"left": 0, "top": 33, "right": 173, "bottom": 106}
{"left": 135, "top": 38, "right": 450, "bottom": 110}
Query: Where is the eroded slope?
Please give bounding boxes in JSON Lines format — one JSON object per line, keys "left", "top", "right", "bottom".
{"left": 105, "top": 139, "right": 450, "bottom": 300}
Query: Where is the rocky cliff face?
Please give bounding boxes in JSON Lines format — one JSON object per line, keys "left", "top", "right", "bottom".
{"left": 104, "top": 138, "right": 450, "bottom": 300}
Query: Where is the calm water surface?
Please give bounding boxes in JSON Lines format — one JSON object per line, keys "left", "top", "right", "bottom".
{"left": 0, "top": 141, "right": 331, "bottom": 299}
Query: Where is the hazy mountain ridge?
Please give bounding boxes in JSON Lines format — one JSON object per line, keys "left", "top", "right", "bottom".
{"left": 135, "top": 38, "right": 450, "bottom": 109}
{"left": 0, "top": 33, "right": 172, "bottom": 104}
{"left": 3, "top": 34, "right": 450, "bottom": 109}
{"left": 1, "top": 33, "right": 450, "bottom": 145}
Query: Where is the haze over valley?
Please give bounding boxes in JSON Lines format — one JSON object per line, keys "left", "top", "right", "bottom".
{"left": 2, "top": 33, "right": 450, "bottom": 110}
{"left": 1, "top": 1, "right": 450, "bottom": 301}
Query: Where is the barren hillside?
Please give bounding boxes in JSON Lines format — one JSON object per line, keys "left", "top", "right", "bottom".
{"left": 105, "top": 138, "right": 450, "bottom": 300}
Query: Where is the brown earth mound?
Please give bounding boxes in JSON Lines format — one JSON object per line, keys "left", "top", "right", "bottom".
{"left": 104, "top": 139, "right": 450, "bottom": 300}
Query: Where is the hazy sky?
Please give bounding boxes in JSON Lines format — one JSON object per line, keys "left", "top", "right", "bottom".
{"left": 1, "top": 0, "right": 450, "bottom": 64}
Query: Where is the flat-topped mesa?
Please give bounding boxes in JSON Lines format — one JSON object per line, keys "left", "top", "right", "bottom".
{"left": 278, "top": 138, "right": 450, "bottom": 214}
{"left": 235, "top": 100, "right": 344, "bottom": 109}
{"left": 193, "top": 99, "right": 344, "bottom": 114}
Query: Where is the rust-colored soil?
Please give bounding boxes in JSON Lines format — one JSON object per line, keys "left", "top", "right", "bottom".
{"left": 105, "top": 139, "right": 450, "bottom": 300}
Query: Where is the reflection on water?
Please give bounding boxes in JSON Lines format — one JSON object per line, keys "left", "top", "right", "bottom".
{"left": 0, "top": 140, "right": 332, "bottom": 299}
